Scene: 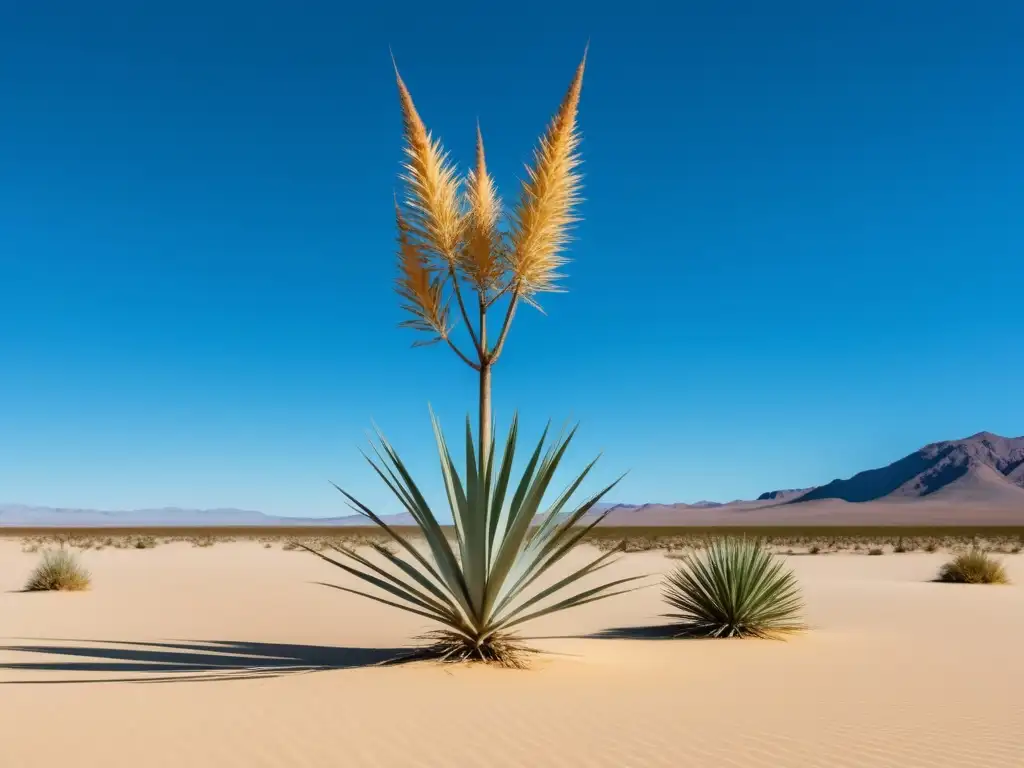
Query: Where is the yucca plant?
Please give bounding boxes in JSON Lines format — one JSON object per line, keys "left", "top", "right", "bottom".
{"left": 937, "top": 548, "right": 1009, "bottom": 584}
{"left": 662, "top": 538, "right": 804, "bottom": 639}
{"left": 302, "top": 50, "right": 639, "bottom": 665}
{"left": 302, "top": 413, "right": 642, "bottom": 666}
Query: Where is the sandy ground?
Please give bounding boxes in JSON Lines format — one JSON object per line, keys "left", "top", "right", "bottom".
{"left": 1, "top": 541, "right": 1022, "bottom": 768}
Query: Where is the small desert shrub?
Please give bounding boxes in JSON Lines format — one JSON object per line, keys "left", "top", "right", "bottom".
{"left": 808, "top": 545, "right": 821, "bottom": 555}
{"left": 133, "top": 535, "right": 157, "bottom": 549}
{"left": 924, "top": 541, "right": 938, "bottom": 553}
{"left": 893, "top": 539, "right": 908, "bottom": 553}
{"left": 868, "top": 547, "right": 884, "bottom": 556}
{"left": 1012, "top": 544, "right": 1022, "bottom": 555}
{"left": 24, "top": 549, "right": 91, "bottom": 591}
{"left": 662, "top": 538, "right": 804, "bottom": 639}
{"left": 936, "top": 549, "right": 1009, "bottom": 585}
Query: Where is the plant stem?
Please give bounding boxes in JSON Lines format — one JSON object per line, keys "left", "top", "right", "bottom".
{"left": 489, "top": 289, "right": 520, "bottom": 364}
{"left": 478, "top": 295, "right": 491, "bottom": 473}
{"left": 449, "top": 265, "right": 482, "bottom": 357}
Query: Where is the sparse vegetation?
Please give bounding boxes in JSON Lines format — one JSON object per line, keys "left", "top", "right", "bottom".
{"left": 4, "top": 526, "right": 1024, "bottom": 556}
{"left": 868, "top": 548, "right": 884, "bottom": 556}
{"left": 662, "top": 538, "right": 804, "bottom": 639}
{"left": 937, "top": 549, "right": 1009, "bottom": 584}
{"left": 24, "top": 549, "right": 91, "bottom": 591}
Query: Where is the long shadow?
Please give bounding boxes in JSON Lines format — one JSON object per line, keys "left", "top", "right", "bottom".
{"left": 0, "top": 638, "right": 411, "bottom": 684}
{"left": 527, "top": 624, "right": 687, "bottom": 642}
{"left": 584, "top": 624, "right": 685, "bottom": 640}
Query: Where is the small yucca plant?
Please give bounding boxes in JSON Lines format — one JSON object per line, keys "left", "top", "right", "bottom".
{"left": 303, "top": 413, "right": 641, "bottom": 667}
{"left": 24, "top": 549, "right": 91, "bottom": 592}
{"left": 937, "top": 549, "right": 1009, "bottom": 584}
{"left": 662, "top": 538, "right": 804, "bottom": 639}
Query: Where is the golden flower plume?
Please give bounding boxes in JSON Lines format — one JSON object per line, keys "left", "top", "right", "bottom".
{"left": 508, "top": 48, "right": 586, "bottom": 297}
{"left": 459, "top": 123, "right": 503, "bottom": 290}
{"left": 393, "top": 63, "right": 463, "bottom": 265}
{"left": 395, "top": 201, "right": 450, "bottom": 342}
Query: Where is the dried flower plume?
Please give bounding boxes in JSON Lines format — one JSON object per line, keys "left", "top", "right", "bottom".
{"left": 394, "top": 64, "right": 463, "bottom": 265}
{"left": 459, "top": 124, "right": 504, "bottom": 290}
{"left": 391, "top": 48, "right": 586, "bottom": 347}
{"left": 508, "top": 49, "right": 586, "bottom": 298}
{"left": 395, "top": 202, "right": 450, "bottom": 344}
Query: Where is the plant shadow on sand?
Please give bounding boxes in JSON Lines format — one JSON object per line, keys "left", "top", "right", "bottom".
{"left": 526, "top": 624, "right": 688, "bottom": 643}
{"left": 0, "top": 639, "right": 412, "bottom": 684}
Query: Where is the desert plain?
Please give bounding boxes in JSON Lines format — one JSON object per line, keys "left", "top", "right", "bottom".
{"left": 1, "top": 534, "right": 1022, "bottom": 768}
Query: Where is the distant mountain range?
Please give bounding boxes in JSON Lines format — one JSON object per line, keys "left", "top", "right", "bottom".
{"left": 793, "top": 431, "right": 1024, "bottom": 504}
{"left": 3, "top": 431, "right": 1022, "bottom": 527}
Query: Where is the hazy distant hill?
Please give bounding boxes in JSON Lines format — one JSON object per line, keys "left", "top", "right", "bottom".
{"left": 0, "top": 504, "right": 413, "bottom": 527}
{"left": 3, "top": 431, "right": 1021, "bottom": 527}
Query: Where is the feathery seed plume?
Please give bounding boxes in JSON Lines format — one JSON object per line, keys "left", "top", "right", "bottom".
{"left": 459, "top": 123, "right": 504, "bottom": 290}
{"left": 508, "top": 49, "right": 586, "bottom": 298}
{"left": 395, "top": 202, "right": 450, "bottom": 342}
{"left": 394, "top": 64, "right": 463, "bottom": 265}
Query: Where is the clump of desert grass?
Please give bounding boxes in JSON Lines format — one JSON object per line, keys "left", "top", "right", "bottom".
{"left": 868, "top": 547, "right": 884, "bottom": 556}
{"left": 662, "top": 538, "right": 804, "bottom": 639}
{"left": 936, "top": 548, "right": 1009, "bottom": 584}
{"left": 24, "top": 549, "right": 91, "bottom": 592}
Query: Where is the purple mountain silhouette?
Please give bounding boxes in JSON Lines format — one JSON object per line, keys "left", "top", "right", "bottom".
{"left": 790, "top": 431, "right": 1024, "bottom": 504}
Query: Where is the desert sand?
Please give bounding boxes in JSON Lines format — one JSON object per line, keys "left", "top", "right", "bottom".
{"left": 1, "top": 540, "right": 1022, "bottom": 767}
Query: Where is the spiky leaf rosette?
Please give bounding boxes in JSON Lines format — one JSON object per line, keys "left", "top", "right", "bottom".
{"left": 301, "top": 413, "right": 642, "bottom": 667}
{"left": 662, "top": 538, "right": 804, "bottom": 639}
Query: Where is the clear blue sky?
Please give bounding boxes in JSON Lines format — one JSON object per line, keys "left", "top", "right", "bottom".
{"left": 1, "top": 0, "right": 1020, "bottom": 517}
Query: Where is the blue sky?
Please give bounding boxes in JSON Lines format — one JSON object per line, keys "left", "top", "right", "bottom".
{"left": 1, "top": 0, "right": 1020, "bottom": 517}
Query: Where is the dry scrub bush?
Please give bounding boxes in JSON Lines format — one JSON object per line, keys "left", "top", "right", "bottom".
{"left": 25, "top": 549, "right": 91, "bottom": 592}
{"left": 937, "top": 549, "right": 1009, "bottom": 585}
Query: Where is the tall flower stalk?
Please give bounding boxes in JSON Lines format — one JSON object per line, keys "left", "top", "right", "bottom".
{"left": 392, "top": 50, "right": 586, "bottom": 466}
